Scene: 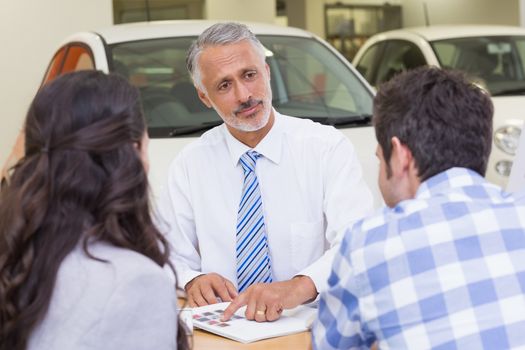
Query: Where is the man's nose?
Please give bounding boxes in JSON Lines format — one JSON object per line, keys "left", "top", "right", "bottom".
{"left": 234, "top": 82, "right": 252, "bottom": 103}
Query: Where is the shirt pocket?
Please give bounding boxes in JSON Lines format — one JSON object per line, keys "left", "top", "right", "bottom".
{"left": 290, "top": 220, "right": 324, "bottom": 271}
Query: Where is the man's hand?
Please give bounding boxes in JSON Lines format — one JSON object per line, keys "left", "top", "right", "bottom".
{"left": 221, "top": 276, "right": 317, "bottom": 322}
{"left": 185, "top": 273, "right": 238, "bottom": 307}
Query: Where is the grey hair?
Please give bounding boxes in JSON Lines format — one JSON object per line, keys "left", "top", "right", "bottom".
{"left": 186, "top": 22, "right": 267, "bottom": 91}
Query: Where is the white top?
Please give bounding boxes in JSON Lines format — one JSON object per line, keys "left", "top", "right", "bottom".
{"left": 158, "top": 111, "right": 373, "bottom": 291}
{"left": 28, "top": 242, "right": 178, "bottom": 350}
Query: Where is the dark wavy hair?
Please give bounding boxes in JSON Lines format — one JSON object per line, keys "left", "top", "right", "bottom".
{"left": 373, "top": 66, "right": 493, "bottom": 181}
{"left": 0, "top": 71, "right": 188, "bottom": 350}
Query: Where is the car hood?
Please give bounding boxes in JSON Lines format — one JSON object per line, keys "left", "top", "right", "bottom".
{"left": 492, "top": 96, "right": 525, "bottom": 129}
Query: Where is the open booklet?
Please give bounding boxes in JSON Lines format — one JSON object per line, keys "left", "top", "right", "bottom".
{"left": 191, "top": 301, "right": 318, "bottom": 343}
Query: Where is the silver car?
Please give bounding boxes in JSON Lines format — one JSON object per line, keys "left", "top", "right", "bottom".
{"left": 353, "top": 25, "right": 525, "bottom": 188}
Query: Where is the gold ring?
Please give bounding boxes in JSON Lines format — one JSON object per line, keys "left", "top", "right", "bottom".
{"left": 256, "top": 310, "right": 266, "bottom": 316}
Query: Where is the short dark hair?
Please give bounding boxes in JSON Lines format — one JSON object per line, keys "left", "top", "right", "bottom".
{"left": 373, "top": 66, "right": 493, "bottom": 181}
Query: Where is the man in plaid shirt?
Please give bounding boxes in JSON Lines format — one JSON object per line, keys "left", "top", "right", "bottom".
{"left": 312, "top": 67, "right": 525, "bottom": 349}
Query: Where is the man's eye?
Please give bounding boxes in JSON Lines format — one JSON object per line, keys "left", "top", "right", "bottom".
{"left": 245, "top": 71, "right": 257, "bottom": 79}
{"left": 218, "top": 82, "right": 230, "bottom": 90}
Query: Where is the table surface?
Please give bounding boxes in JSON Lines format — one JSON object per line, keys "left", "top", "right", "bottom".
{"left": 190, "top": 320, "right": 381, "bottom": 350}
{"left": 192, "top": 328, "right": 312, "bottom": 350}
{"left": 187, "top": 303, "right": 377, "bottom": 350}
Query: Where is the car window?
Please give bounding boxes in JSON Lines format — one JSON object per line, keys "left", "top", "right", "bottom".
{"left": 431, "top": 36, "right": 525, "bottom": 96}
{"left": 110, "top": 37, "right": 205, "bottom": 133}
{"left": 431, "top": 42, "right": 455, "bottom": 67}
{"left": 355, "top": 43, "right": 381, "bottom": 84}
{"left": 109, "top": 35, "right": 373, "bottom": 138}
{"left": 375, "top": 40, "right": 426, "bottom": 85}
{"left": 517, "top": 40, "right": 525, "bottom": 70}
{"left": 259, "top": 36, "right": 372, "bottom": 120}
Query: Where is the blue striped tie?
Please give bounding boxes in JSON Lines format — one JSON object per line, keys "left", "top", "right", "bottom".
{"left": 236, "top": 150, "right": 273, "bottom": 292}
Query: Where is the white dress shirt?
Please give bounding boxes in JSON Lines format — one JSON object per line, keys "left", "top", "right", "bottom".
{"left": 158, "top": 111, "right": 373, "bottom": 292}
{"left": 28, "top": 242, "right": 178, "bottom": 350}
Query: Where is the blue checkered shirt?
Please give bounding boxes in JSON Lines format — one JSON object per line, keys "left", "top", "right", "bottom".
{"left": 313, "top": 168, "right": 525, "bottom": 349}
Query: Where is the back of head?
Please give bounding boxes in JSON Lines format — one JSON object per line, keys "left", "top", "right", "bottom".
{"left": 186, "top": 22, "right": 266, "bottom": 90}
{"left": 19, "top": 71, "right": 150, "bottom": 241}
{"left": 25, "top": 70, "right": 145, "bottom": 162}
{"left": 0, "top": 71, "right": 170, "bottom": 349}
{"left": 373, "top": 66, "right": 494, "bottom": 181}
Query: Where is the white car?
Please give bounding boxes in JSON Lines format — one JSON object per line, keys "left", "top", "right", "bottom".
{"left": 353, "top": 25, "right": 525, "bottom": 188}
{"left": 3, "top": 21, "right": 383, "bottom": 206}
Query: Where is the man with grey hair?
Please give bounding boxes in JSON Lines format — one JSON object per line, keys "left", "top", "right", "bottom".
{"left": 158, "top": 22, "right": 373, "bottom": 322}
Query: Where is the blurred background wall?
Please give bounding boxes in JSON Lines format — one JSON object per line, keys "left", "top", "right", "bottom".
{"left": 0, "top": 0, "right": 113, "bottom": 168}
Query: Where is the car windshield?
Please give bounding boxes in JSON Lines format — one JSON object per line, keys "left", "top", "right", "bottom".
{"left": 431, "top": 36, "right": 525, "bottom": 96}
{"left": 109, "top": 35, "right": 373, "bottom": 137}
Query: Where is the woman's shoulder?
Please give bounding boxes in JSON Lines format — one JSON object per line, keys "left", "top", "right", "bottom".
{"left": 61, "top": 242, "right": 174, "bottom": 296}
{"left": 28, "top": 242, "right": 177, "bottom": 350}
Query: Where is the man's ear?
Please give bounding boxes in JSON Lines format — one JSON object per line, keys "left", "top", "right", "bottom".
{"left": 390, "top": 136, "right": 414, "bottom": 177}
{"left": 265, "top": 62, "right": 271, "bottom": 80}
{"left": 197, "top": 88, "right": 212, "bottom": 108}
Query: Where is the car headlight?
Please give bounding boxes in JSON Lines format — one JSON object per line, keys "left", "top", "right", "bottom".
{"left": 494, "top": 125, "right": 521, "bottom": 155}
{"left": 495, "top": 160, "right": 513, "bottom": 177}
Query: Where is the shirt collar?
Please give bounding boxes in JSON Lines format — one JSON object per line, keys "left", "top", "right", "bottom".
{"left": 223, "top": 108, "right": 284, "bottom": 167}
{"left": 390, "top": 167, "right": 492, "bottom": 215}
{"left": 415, "top": 167, "right": 488, "bottom": 200}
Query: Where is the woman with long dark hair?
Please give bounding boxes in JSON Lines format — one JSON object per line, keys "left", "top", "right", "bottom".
{"left": 0, "top": 71, "right": 188, "bottom": 350}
